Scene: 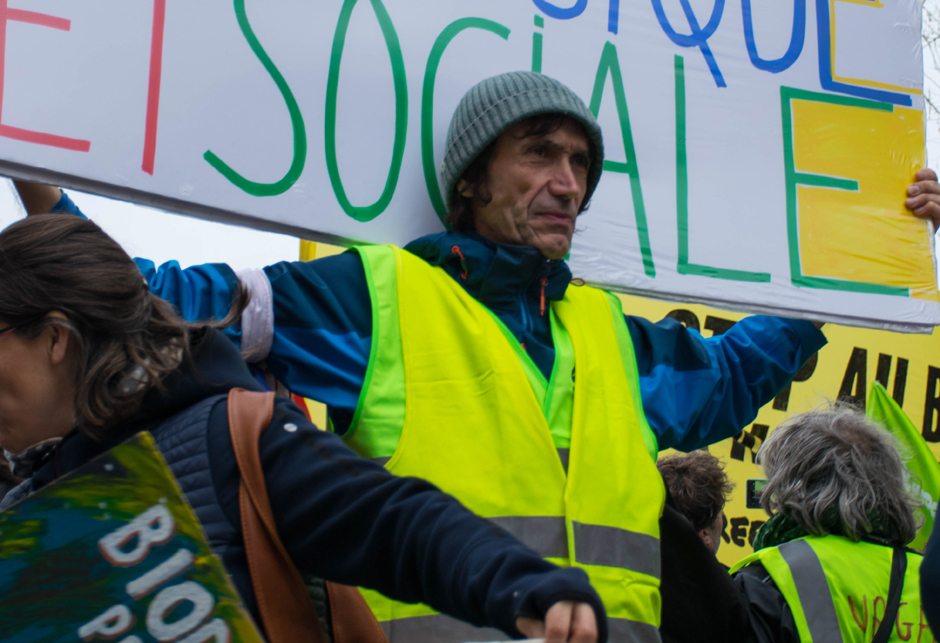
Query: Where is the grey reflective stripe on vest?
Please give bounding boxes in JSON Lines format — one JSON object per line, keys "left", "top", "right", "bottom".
{"left": 379, "top": 613, "right": 507, "bottom": 643}
{"left": 573, "top": 521, "right": 661, "bottom": 579}
{"left": 778, "top": 540, "right": 843, "bottom": 643}
{"left": 557, "top": 447, "right": 570, "bottom": 473}
{"left": 372, "top": 456, "right": 391, "bottom": 466}
{"left": 489, "top": 515, "right": 569, "bottom": 558}
{"left": 485, "top": 516, "right": 661, "bottom": 577}
{"left": 609, "top": 617, "right": 662, "bottom": 643}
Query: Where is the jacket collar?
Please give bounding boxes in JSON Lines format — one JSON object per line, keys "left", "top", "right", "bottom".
{"left": 403, "top": 231, "right": 572, "bottom": 309}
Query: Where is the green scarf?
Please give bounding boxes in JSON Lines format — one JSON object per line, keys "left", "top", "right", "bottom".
{"left": 751, "top": 513, "right": 809, "bottom": 551}
{"left": 752, "top": 511, "right": 900, "bottom": 551}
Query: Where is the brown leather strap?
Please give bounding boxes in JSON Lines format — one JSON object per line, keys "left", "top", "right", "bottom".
{"left": 228, "top": 388, "right": 327, "bottom": 643}
{"left": 327, "top": 582, "right": 390, "bottom": 643}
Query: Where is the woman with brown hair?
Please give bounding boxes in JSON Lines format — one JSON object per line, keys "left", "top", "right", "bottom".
{"left": 0, "top": 214, "right": 604, "bottom": 643}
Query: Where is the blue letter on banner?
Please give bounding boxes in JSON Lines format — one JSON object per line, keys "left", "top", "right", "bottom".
{"left": 532, "top": 0, "right": 588, "bottom": 19}
{"left": 741, "top": 0, "right": 805, "bottom": 73}
{"left": 814, "top": 0, "right": 911, "bottom": 105}
{"left": 650, "top": 0, "right": 727, "bottom": 87}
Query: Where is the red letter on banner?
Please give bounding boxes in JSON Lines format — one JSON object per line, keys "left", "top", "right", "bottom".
{"left": 142, "top": 0, "right": 166, "bottom": 175}
{"left": 0, "top": 0, "right": 90, "bottom": 151}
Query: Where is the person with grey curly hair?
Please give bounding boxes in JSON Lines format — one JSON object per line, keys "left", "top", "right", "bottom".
{"left": 731, "top": 404, "right": 932, "bottom": 643}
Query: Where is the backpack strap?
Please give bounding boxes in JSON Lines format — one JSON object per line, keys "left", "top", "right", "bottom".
{"left": 228, "top": 388, "right": 327, "bottom": 643}
{"left": 228, "top": 388, "right": 389, "bottom": 643}
{"left": 871, "top": 547, "right": 908, "bottom": 643}
{"left": 327, "top": 582, "right": 392, "bottom": 643}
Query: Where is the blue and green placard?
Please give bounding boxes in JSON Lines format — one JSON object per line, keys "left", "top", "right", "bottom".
{"left": 0, "top": 432, "right": 263, "bottom": 643}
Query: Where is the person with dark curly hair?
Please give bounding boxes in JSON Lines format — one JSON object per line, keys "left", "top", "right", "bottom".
{"left": 655, "top": 452, "right": 748, "bottom": 643}
{"left": 657, "top": 451, "right": 734, "bottom": 555}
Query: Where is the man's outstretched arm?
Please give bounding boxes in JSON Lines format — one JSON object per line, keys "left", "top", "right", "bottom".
{"left": 627, "top": 314, "right": 826, "bottom": 453}
{"left": 631, "top": 166, "right": 940, "bottom": 450}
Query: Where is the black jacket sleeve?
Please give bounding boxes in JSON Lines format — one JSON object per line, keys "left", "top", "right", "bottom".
{"left": 207, "top": 397, "right": 607, "bottom": 640}
{"left": 733, "top": 563, "right": 799, "bottom": 643}
{"left": 923, "top": 523, "right": 940, "bottom": 632}
{"left": 658, "top": 495, "right": 751, "bottom": 643}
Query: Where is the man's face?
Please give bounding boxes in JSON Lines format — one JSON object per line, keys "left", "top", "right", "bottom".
{"left": 699, "top": 513, "right": 725, "bottom": 556}
{"left": 463, "top": 117, "right": 592, "bottom": 260}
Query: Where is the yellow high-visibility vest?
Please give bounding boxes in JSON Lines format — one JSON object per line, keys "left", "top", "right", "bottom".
{"left": 344, "top": 245, "right": 664, "bottom": 643}
{"left": 731, "top": 535, "right": 932, "bottom": 642}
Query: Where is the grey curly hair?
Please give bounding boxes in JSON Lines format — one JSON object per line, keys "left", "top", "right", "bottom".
{"left": 757, "top": 403, "right": 921, "bottom": 547}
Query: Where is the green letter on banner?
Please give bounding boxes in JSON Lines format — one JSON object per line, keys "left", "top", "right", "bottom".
{"left": 421, "top": 18, "right": 510, "bottom": 221}
{"left": 325, "top": 0, "right": 408, "bottom": 222}
{"left": 204, "top": 0, "right": 307, "bottom": 197}
{"left": 674, "top": 55, "right": 769, "bottom": 282}
{"left": 589, "top": 42, "right": 655, "bottom": 278}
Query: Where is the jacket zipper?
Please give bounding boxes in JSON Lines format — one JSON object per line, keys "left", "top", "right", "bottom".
{"left": 520, "top": 291, "right": 531, "bottom": 335}
{"left": 520, "top": 263, "right": 551, "bottom": 336}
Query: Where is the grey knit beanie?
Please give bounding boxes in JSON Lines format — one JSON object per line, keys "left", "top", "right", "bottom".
{"left": 440, "top": 71, "right": 605, "bottom": 209}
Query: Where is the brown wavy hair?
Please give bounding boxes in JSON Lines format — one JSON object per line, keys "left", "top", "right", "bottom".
{"left": 0, "top": 215, "right": 247, "bottom": 439}
{"left": 657, "top": 451, "right": 735, "bottom": 532}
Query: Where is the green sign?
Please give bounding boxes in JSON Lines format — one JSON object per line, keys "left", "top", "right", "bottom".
{"left": 0, "top": 432, "right": 263, "bottom": 643}
{"left": 868, "top": 382, "right": 940, "bottom": 551}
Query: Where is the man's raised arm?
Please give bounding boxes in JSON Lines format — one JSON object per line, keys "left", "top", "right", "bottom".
{"left": 13, "top": 181, "right": 69, "bottom": 215}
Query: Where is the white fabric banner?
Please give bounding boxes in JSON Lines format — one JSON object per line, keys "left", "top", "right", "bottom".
{"left": 0, "top": 0, "right": 934, "bottom": 330}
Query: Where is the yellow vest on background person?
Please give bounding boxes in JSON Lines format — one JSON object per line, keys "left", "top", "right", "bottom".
{"left": 731, "top": 536, "right": 933, "bottom": 642}
{"left": 343, "top": 245, "right": 665, "bottom": 643}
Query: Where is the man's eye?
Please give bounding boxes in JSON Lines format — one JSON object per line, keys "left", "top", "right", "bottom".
{"left": 529, "top": 146, "right": 547, "bottom": 157}
{"left": 572, "top": 155, "right": 590, "bottom": 169}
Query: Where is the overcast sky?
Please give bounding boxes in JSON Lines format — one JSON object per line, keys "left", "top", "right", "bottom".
{"left": 0, "top": 183, "right": 300, "bottom": 273}
{"left": 0, "top": 5, "right": 938, "bottom": 273}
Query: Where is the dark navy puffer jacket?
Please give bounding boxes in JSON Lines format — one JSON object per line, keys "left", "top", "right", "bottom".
{"left": 4, "top": 328, "right": 607, "bottom": 641}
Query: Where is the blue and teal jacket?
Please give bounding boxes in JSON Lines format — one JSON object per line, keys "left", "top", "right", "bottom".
{"left": 55, "top": 192, "right": 827, "bottom": 451}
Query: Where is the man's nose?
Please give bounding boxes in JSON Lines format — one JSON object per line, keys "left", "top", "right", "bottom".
{"left": 549, "top": 158, "right": 582, "bottom": 202}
